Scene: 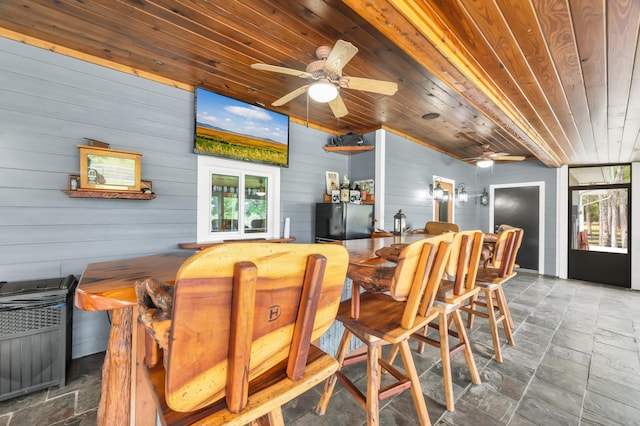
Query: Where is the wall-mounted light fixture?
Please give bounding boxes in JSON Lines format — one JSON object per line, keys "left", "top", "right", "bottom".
{"left": 456, "top": 183, "right": 468, "bottom": 203}
{"left": 480, "top": 188, "right": 489, "bottom": 206}
{"left": 428, "top": 178, "right": 444, "bottom": 201}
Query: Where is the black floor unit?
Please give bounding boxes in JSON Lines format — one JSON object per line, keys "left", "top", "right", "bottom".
{"left": 0, "top": 275, "right": 77, "bottom": 401}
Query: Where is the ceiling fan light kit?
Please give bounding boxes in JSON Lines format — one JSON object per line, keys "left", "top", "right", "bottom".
{"left": 308, "top": 80, "right": 338, "bottom": 103}
{"left": 252, "top": 39, "right": 398, "bottom": 118}
{"left": 465, "top": 144, "right": 525, "bottom": 167}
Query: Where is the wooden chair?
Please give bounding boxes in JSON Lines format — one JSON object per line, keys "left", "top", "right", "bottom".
{"left": 578, "top": 230, "right": 589, "bottom": 250}
{"left": 136, "top": 242, "right": 349, "bottom": 425}
{"left": 316, "top": 235, "right": 453, "bottom": 426}
{"left": 404, "top": 230, "right": 484, "bottom": 411}
{"left": 461, "top": 228, "right": 523, "bottom": 362}
{"left": 425, "top": 221, "right": 460, "bottom": 235}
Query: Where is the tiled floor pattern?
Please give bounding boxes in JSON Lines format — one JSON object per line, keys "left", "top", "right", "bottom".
{"left": 1, "top": 273, "right": 639, "bottom": 425}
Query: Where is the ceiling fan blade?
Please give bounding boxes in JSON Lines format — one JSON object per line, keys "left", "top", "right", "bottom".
{"left": 323, "top": 40, "right": 358, "bottom": 75}
{"left": 272, "top": 85, "right": 309, "bottom": 106}
{"left": 329, "top": 94, "right": 348, "bottom": 118}
{"left": 493, "top": 155, "right": 526, "bottom": 161}
{"left": 487, "top": 152, "right": 508, "bottom": 158}
{"left": 251, "top": 63, "right": 312, "bottom": 78}
{"left": 340, "top": 76, "right": 398, "bottom": 96}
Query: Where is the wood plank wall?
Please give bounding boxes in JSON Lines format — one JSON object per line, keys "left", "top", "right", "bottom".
{"left": 383, "top": 132, "right": 480, "bottom": 233}
{"left": 0, "top": 37, "right": 348, "bottom": 357}
{"left": 0, "top": 36, "right": 560, "bottom": 357}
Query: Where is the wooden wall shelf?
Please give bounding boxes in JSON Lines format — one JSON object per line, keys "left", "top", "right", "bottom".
{"left": 322, "top": 194, "right": 375, "bottom": 204}
{"left": 62, "top": 190, "right": 156, "bottom": 200}
{"left": 323, "top": 145, "right": 374, "bottom": 154}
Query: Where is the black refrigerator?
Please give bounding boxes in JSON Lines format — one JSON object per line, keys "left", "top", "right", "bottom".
{"left": 315, "top": 203, "right": 374, "bottom": 241}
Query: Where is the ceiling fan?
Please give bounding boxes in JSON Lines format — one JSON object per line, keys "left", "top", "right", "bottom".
{"left": 251, "top": 40, "right": 398, "bottom": 118}
{"left": 466, "top": 145, "right": 526, "bottom": 168}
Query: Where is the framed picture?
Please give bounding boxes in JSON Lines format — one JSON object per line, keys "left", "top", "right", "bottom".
{"left": 194, "top": 87, "right": 290, "bottom": 167}
{"left": 354, "top": 179, "right": 374, "bottom": 195}
{"left": 325, "top": 171, "right": 339, "bottom": 194}
{"left": 78, "top": 145, "right": 142, "bottom": 191}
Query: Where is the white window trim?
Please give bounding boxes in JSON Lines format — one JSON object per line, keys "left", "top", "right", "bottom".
{"left": 197, "top": 155, "right": 280, "bottom": 243}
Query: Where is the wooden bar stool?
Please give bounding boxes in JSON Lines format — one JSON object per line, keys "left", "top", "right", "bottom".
{"left": 390, "top": 230, "right": 484, "bottom": 411}
{"left": 135, "top": 242, "right": 349, "bottom": 425}
{"left": 462, "top": 228, "right": 523, "bottom": 362}
{"left": 316, "top": 234, "right": 453, "bottom": 426}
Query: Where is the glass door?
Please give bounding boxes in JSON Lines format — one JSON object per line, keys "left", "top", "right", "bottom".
{"left": 568, "top": 165, "right": 631, "bottom": 287}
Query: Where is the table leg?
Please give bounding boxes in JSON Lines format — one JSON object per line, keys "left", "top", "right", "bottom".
{"left": 133, "top": 317, "right": 157, "bottom": 426}
{"left": 97, "top": 307, "right": 132, "bottom": 426}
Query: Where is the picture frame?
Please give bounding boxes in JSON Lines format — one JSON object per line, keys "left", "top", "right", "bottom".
{"left": 78, "top": 145, "right": 142, "bottom": 191}
{"left": 325, "top": 171, "right": 339, "bottom": 194}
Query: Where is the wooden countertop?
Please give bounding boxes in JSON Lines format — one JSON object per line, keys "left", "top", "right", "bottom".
{"left": 75, "top": 251, "right": 194, "bottom": 311}
{"left": 75, "top": 235, "right": 430, "bottom": 312}
{"left": 341, "top": 234, "right": 432, "bottom": 264}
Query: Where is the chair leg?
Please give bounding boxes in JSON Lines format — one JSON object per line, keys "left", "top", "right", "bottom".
{"left": 451, "top": 310, "right": 481, "bottom": 385}
{"left": 316, "top": 329, "right": 352, "bottom": 415}
{"left": 483, "top": 287, "right": 503, "bottom": 363}
{"left": 366, "top": 344, "right": 381, "bottom": 426}
{"left": 398, "top": 340, "right": 431, "bottom": 426}
{"left": 466, "top": 293, "right": 478, "bottom": 329}
{"left": 266, "top": 408, "right": 284, "bottom": 426}
{"left": 416, "top": 325, "right": 428, "bottom": 354}
{"left": 495, "top": 287, "right": 515, "bottom": 346}
{"left": 437, "top": 310, "right": 454, "bottom": 412}
{"left": 496, "top": 285, "right": 515, "bottom": 331}
{"left": 386, "top": 343, "right": 400, "bottom": 366}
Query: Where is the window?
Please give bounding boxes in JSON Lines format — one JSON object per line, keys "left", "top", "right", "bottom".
{"left": 197, "top": 156, "right": 280, "bottom": 242}
{"left": 569, "top": 165, "right": 630, "bottom": 253}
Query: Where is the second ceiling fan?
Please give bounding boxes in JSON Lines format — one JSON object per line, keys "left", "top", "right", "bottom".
{"left": 251, "top": 40, "right": 398, "bottom": 118}
{"left": 466, "top": 144, "right": 526, "bottom": 167}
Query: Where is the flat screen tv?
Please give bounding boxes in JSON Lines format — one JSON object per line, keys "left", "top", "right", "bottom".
{"left": 194, "top": 86, "right": 290, "bottom": 167}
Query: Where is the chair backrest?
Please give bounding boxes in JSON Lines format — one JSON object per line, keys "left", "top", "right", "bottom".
{"left": 491, "top": 228, "right": 524, "bottom": 276}
{"left": 164, "top": 243, "right": 349, "bottom": 413}
{"left": 445, "top": 230, "right": 484, "bottom": 295}
{"left": 425, "top": 221, "right": 460, "bottom": 235}
{"left": 387, "top": 234, "right": 453, "bottom": 329}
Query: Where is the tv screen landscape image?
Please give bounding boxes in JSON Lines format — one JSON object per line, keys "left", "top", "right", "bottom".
{"left": 194, "top": 87, "right": 290, "bottom": 167}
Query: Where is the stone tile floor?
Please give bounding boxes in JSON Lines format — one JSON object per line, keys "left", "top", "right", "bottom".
{"left": 1, "top": 272, "right": 639, "bottom": 425}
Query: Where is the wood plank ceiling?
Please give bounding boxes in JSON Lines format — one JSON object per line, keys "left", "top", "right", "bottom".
{"left": 1, "top": 0, "right": 639, "bottom": 168}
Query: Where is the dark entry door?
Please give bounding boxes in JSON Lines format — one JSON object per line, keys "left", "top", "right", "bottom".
{"left": 493, "top": 186, "right": 540, "bottom": 271}
{"left": 567, "top": 165, "right": 630, "bottom": 288}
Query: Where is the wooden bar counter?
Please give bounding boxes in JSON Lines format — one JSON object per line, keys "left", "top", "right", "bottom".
{"left": 75, "top": 251, "right": 194, "bottom": 426}
{"left": 74, "top": 235, "right": 428, "bottom": 425}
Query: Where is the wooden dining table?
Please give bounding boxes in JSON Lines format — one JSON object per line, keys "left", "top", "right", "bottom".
{"left": 74, "top": 234, "right": 431, "bottom": 425}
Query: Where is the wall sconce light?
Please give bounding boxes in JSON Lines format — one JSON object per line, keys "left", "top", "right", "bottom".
{"left": 480, "top": 188, "right": 489, "bottom": 206}
{"left": 428, "top": 178, "right": 444, "bottom": 201}
{"left": 456, "top": 183, "right": 468, "bottom": 203}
